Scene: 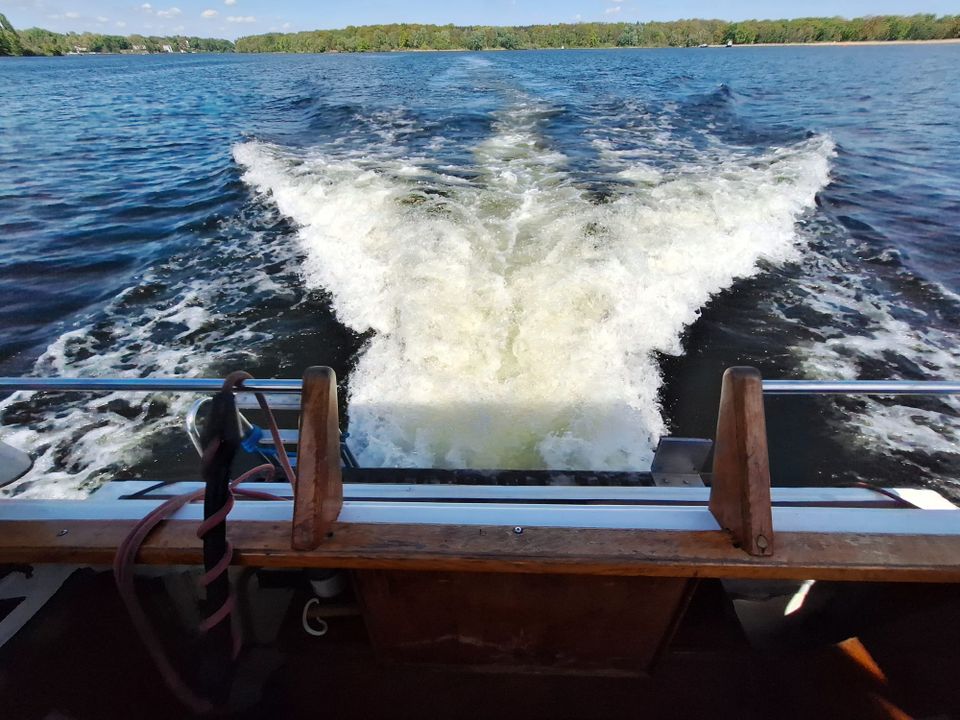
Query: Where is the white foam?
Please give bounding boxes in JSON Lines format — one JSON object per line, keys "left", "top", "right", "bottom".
{"left": 788, "top": 252, "right": 960, "bottom": 465}
{"left": 235, "top": 100, "right": 835, "bottom": 470}
{"left": 0, "top": 228, "right": 297, "bottom": 498}
{"left": 0, "top": 303, "right": 203, "bottom": 499}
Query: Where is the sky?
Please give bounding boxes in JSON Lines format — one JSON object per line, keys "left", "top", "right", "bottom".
{"left": 3, "top": 0, "right": 958, "bottom": 40}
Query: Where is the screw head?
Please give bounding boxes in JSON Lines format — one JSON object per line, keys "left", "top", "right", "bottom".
{"left": 57, "top": 529, "right": 68, "bottom": 537}
{"left": 513, "top": 526, "right": 523, "bottom": 535}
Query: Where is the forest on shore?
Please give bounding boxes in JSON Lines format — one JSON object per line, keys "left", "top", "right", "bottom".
{"left": 234, "top": 15, "right": 960, "bottom": 53}
{"left": 0, "top": 13, "right": 232, "bottom": 56}
{"left": 3, "top": 13, "right": 960, "bottom": 57}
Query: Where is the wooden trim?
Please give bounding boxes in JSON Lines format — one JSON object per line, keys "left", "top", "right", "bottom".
{"left": 291, "top": 366, "right": 343, "bottom": 551}
{"left": 3, "top": 519, "right": 960, "bottom": 583}
{"left": 709, "top": 367, "right": 774, "bottom": 556}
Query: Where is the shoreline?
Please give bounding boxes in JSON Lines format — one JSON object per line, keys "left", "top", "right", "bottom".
{"left": 278, "top": 37, "right": 960, "bottom": 53}
{"left": 239, "top": 38, "right": 960, "bottom": 55}
{"left": 5, "top": 37, "right": 959, "bottom": 59}
{"left": 240, "top": 37, "right": 960, "bottom": 55}
{"left": 732, "top": 38, "right": 960, "bottom": 48}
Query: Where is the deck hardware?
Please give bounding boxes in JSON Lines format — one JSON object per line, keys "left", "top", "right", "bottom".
{"left": 301, "top": 598, "right": 329, "bottom": 637}
{"left": 514, "top": 526, "right": 523, "bottom": 534}
{"left": 0, "top": 439, "right": 32, "bottom": 488}
{"left": 651, "top": 437, "right": 711, "bottom": 487}
{"left": 0, "top": 566, "right": 75, "bottom": 650}
{"left": 56, "top": 529, "right": 68, "bottom": 537}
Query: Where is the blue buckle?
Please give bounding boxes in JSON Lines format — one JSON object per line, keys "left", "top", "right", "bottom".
{"left": 241, "top": 425, "right": 265, "bottom": 454}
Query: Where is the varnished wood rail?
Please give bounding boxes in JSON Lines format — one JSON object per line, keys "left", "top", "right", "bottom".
{"left": 1, "top": 519, "right": 960, "bottom": 582}
{"left": 291, "top": 367, "right": 343, "bottom": 551}
{"left": 709, "top": 367, "right": 774, "bottom": 556}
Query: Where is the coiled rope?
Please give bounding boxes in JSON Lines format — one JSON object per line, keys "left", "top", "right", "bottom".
{"left": 113, "top": 371, "right": 296, "bottom": 714}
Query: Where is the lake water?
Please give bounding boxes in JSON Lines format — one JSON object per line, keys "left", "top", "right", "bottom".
{"left": 0, "top": 47, "right": 958, "bottom": 499}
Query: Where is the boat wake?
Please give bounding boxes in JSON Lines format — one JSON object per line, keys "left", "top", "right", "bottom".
{"left": 234, "top": 97, "right": 834, "bottom": 470}
{"left": 0, "top": 207, "right": 303, "bottom": 498}
{"left": 786, "top": 227, "right": 960, "bottom": 483}
{"left": 5, "top": 56, "right": 957, "bottom": 499}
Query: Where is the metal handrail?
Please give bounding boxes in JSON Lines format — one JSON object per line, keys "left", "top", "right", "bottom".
{"left": 762, "top": 380, "right": 960, "bottom": 396}
{"left": 0, "top": 377, "right": 303, "bottom": 393}
{"left": 1, "top": 376, "right": 959, "bottom": 396}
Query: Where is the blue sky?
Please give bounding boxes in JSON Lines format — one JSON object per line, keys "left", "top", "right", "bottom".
{"left": 4, "top": 1, "right": 958, "bottom": 40}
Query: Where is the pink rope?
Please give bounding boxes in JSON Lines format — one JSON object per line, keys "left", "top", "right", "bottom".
{"left": 113, "top": 373, "right": 296, "bottom": 713}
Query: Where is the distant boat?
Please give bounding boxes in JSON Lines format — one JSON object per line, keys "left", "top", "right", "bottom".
{"left": 726, "top": 39, "right": 733, "bottom": 47}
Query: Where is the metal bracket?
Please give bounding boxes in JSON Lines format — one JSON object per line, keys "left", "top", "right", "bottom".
{"left": 651, "top": 437, "right": 712, "bottom": 487}
{"left": 0, "top": 439, "right": 32, "bottom": 488}
{"left": 0, "top": 565, "right": 75, "bottom": 648}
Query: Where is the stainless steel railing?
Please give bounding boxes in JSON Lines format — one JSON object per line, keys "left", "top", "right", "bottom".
{"left": 762, "top": 380, "right": 960, "bottom": 395}
{"left": 0, "top": 377, "right": 303, "bottom": 393}
{"left": 0, "top": 377, "right": 959, "bottom": 396}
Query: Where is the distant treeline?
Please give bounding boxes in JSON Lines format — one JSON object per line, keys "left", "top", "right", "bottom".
{"left": 235, "top": 15, "right": 960, "bottom": 53}
{"left": 4, "top": 13, "right": 960, "bottom": 58}
{"left": 0, "top": 13, "right": 233, "bottom": 56}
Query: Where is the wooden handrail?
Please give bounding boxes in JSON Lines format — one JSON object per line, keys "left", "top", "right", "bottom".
{"left": 709, "top": 367, "right": 774, "bottom": 556}
{"left": 291, "top": 367, "right": 343, "bottom": 550}
{"left": 4, "top": 519, "right": 960, "bottom": 582}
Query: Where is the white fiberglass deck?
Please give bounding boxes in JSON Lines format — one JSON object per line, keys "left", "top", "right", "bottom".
{"left": 0, "top": 482, "right": 955, "bottom": 536}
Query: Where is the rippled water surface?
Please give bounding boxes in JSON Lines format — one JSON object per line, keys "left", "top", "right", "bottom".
{"left": 0, "top": 48, "right": 958, "bottom": 498}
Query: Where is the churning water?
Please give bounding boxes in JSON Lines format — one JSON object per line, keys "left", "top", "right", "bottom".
{"left": 0, "top": 48, "right": 958, "bottom": 499}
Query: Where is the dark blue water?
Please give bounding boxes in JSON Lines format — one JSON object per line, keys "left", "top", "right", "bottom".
{"left": 0, "top": 48, "right": 958, "bottom": 498}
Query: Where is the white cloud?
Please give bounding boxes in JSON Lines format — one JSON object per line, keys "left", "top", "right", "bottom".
{"left": 141, "top": 3, "right": 152, "bottom": 11}
{"left": 116, "top": 20, "right": 127, "bottom": 27}
{"left": 201, "top": 9, "right": 218, "bottom": 18}
{"left": 282, "top": 22, "right": 291, "bottom": 29}
{"left": 226, "top": 15, "right": 255, "bottom": 23}
{"left": 64, "top": 11, "right": 79, "bottom": 18}
{"left": 224, "top": 0, "right": 237, "bottom": 5}
{"left": 604, "top": 6, "right": 621, "bottom": 14}
{"left": 96, "top": 16, "right": 109, "bottom": 22}
{"left": 156, "top": 7, "right": 182, "bottom": 18}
